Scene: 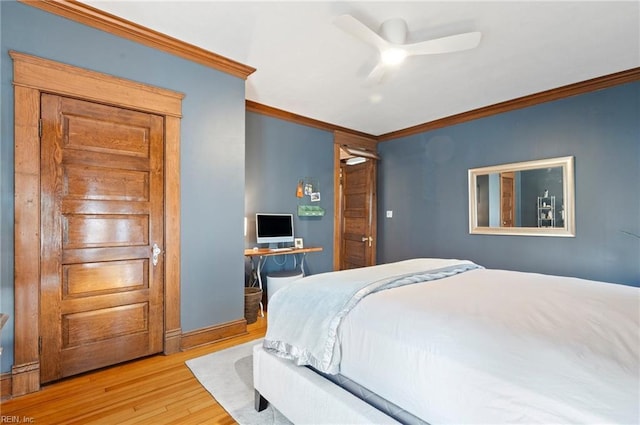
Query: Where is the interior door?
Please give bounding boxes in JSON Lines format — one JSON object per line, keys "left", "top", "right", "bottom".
{"left": 501, "top": 171, "right": 515, "bottom": 227}
{"left": 40, "top": 94, "right": 165, "bottom": 382}
{"left": 340, "top": 159, "right": 377, "bottom": 269}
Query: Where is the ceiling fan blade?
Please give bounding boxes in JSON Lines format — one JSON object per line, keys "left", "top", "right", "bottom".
{"left": 334, "top": 14, "right": 389, "bottom": 52}
{"left": 405, "top": 31, "right": 482, "bottom": 56}
{"left": 366, "top": 62, "right": 387, "bottom": 84}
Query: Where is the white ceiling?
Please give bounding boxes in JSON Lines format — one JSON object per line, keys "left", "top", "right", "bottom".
{"left": 83, "top": 1, "right": 639, "bottom": 136}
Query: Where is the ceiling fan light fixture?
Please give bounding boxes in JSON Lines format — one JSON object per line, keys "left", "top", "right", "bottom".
{"left": 380, "top": 47, "right": 407, "bottom": 66}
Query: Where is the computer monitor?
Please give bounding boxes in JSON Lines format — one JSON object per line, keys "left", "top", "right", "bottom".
{"left": 255, "top": 213, "right": 294, "bottom": 247}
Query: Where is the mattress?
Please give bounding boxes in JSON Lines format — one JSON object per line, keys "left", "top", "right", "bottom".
{"left": 337, "top": 268, "right": 640, "bottom": 424}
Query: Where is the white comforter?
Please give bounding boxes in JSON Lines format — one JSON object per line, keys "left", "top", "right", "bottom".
{"left": 264, "top": 258, "right": 481, "bottom": 374}
{"left": 339, "top": 268, "right": 640, "bottom": 424}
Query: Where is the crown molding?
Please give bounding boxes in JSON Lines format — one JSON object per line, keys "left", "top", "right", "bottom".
{"left": 378, "top": 67, "right": 640, "bottom": 142}
{"left": 248, "top": 65, "right": 638, "bottom": 144}
{"left": 246, "top": 100, "right": 377, "bottom": 140}
{"left": 19, "top": 0, "right": 256, "bottom": 80}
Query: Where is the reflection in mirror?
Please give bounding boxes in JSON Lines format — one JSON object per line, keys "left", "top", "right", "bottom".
{"left": 476, "top": 167, "right": 564, "bottom": 228}
{"left": 469, "top": 156, "right": 575, "bottom": 237}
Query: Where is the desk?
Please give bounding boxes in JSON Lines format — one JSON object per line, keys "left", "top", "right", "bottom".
{"left": 244, "top": 246, "right": 323, "bottom": 288}
{"left": 244, "top": 247, "right": 323, "bottom": 315}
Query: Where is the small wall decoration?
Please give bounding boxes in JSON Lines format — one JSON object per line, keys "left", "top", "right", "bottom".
{"left": 304, "top": 183, "right": 313, "bottom": 195}
{"left": 297, "top": 205, "right": 325, "bottom": 216}
{"left": 296, "top": 180, "right": 304, "bottom": 198}
{"left": 297, "top": 176, "right": 325, "bottom": 216}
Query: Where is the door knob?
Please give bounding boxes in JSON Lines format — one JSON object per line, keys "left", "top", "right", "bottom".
{"left": 361, "top": 236, "right": 373, "bottom": 247}
{"left": 152, "top": 243, "right": 162, "bottom": 266}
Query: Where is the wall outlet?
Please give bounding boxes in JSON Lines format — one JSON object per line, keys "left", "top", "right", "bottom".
{"left": 386, "top": 210, "right": 393, "bottom": 218}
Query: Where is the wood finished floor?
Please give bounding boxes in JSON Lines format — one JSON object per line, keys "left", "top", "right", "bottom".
{"left": 0, "top": 316, "right": 268, "bottom": 424}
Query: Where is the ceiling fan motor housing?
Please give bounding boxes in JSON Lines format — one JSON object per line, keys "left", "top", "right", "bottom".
{"left": 379, "top": 18, "right": 408, "bottom": 44}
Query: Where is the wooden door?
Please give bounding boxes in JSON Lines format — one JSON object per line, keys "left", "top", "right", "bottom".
{"left": 500, "top": 172, "right": 515, "bottom": 227}
{"left": 340, "top": 159, "right": 377, "bottom": 269}
{"left": 40, "top": 94, "right": 165, "bottom": 382}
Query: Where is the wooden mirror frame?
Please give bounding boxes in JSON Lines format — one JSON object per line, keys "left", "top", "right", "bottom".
{"left": 468, "top": 156, "right": 575, "bottom": 237}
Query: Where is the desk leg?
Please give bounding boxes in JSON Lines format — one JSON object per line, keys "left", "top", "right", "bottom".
{"left": 256, "top": 256, "right": 265, "bottom": 317}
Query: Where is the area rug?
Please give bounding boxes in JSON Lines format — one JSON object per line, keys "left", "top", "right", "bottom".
{"left": 186, "top": 338, "right": 292, "bottom": 425}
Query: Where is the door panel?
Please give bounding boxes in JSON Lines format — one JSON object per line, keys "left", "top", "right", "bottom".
{"left": 40, "top": 94, "right": 164, "bottom": 383}
{"left": 63, "top": 260, "right": 147, "bottom": 296}
{"left": 64, "top": 165, "right": 150, "bottom": 201}
{"left": 340, "top": 160, "right": 377, "bottom": 270}
{"left": 501, "top": 172, "right": 515, "bottom": 227}
{"left": 63, "top": 303, "right": 148, "bottom": 347}
{"left": 63, "top": 214, "right": 150, "bottom": 248}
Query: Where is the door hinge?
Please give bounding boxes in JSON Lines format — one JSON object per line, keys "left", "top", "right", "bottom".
{"left": 38, "top": 336, "right": 42, "bottom": 355}
{"left": 38, "top": 119, "right": 42, "bottom": 139}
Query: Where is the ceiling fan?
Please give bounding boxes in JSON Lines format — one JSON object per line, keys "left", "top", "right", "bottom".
{"left": 334, "top": 14, "right": 482, "bottom": 84}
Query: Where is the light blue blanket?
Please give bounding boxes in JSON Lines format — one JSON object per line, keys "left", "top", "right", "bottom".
{"left": 263, "top": 258, "right": 482, "bottom": 374}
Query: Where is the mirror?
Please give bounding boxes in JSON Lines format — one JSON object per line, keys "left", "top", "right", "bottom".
{"left": 469, "top": 156, "right": 575, "bottom": 237}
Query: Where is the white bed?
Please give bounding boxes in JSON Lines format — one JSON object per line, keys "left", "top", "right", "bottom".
{"left": 254, "top": 259, "right": 640, "bottom": 424}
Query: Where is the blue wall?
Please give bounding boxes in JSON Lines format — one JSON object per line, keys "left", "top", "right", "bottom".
{"left": 245, "top": 112, "right": 334, "bottom": 281}
{"left": 378, "top": 82, "right": 640, "bottom": 286}
{"left": 0, "top": 1, "right": 246, "bottom": 373}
